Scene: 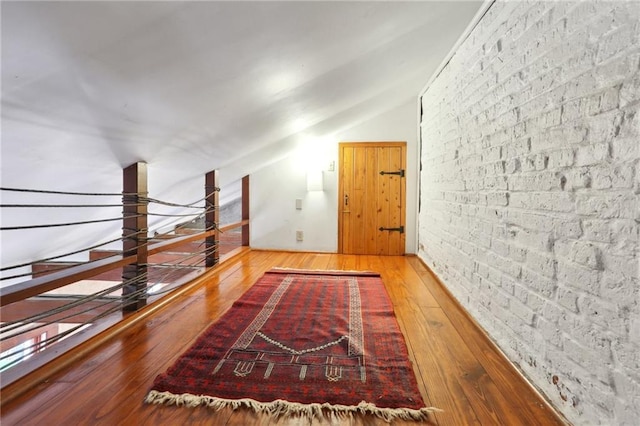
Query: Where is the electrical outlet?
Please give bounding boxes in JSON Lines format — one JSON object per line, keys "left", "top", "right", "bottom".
{"left": 296, "top": 230, "right": 304, "bottom": 241}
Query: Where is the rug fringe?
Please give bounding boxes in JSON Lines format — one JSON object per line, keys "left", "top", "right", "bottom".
{"left": 145, "top": 390, "right": 442, "bottom": 422}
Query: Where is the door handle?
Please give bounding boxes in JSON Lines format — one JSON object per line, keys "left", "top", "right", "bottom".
{"left": 344, "top": 194, "right": 349, "bottom": 206}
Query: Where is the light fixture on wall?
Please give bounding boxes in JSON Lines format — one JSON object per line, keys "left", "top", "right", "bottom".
{"left": 306, "top": 170, "right": 323, "bottom": 191}
{"left": 297, "top": 134, "right": 336, "bottom": 192}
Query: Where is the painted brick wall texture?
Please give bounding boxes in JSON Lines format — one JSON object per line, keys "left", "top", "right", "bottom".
{"left": 418, "top": 1, "right": 639, "bottom": 424}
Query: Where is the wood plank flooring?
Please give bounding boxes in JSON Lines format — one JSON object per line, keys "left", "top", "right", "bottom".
{"left": 0, "top": 251, "right": 567, "bottom": 425}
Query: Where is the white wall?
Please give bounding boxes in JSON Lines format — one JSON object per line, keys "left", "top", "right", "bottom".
{"left": 250, "top": 149, "right": 338, "bottom": 252}
{"left": 418, "top": 1, "right": 639, "bottom": 424}
{"left": 250, "top": 100, "right": 419, "bottom": 253}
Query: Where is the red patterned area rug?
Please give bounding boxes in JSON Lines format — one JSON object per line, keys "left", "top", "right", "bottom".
{"left": 145, "top": 268, "right": 439, "bottom": 422}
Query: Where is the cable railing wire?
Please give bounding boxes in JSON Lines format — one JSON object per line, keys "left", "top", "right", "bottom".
{"left": 146, "top": 207, "right": 216, "bottom": 218}
{"left": 0, "top": 232, "right": 144, "bottom": 274}
{"left": 0, "top": 287, "right": 131, "bottom": 344}
{"left": 0, "top": 245, "right": 216, "bottom": 368}
{"left": 141, "top": 186, "right": 220, "bottom": 208}
{"left": 0, "top": 274, "right": 144, "bottom": 334}
{"left": 0, "top": 203, "right": 216, "bottom": 275}
{"left": 0, "top": 217, "right": 217, "bottom": 280}
{"left": 0, "top": 244, "right": 227, "bottom": 370}
{"left": 0, "top": 187, "right": 139, "bottom": 197}
{"left": 0, "top": 292, "right": 138, "bottom": 371}
{"left": 1, "top": 186, "right": 218, "bottom": 207}
{"left": 1, "top": 187, "right": 219, "bottom": 207}
{"left": 0, "top": 184, "right": 236, "bottom": 372}
{"left": 145, "top": 247, "right": 215, "bottom": 295}
{"left": 0, "top": 207, "right": 213, "bottom": 230}
{"left": 0, "top": 217, "right": 214, "bottom": 278}
{"left": 0, "top": 203, "right": 140, "bottom": 208}
{"left": 0, "top": 187, "right": 218, "bottom": 232}
{"left": 1, "top": 242, "right": 213, "bottom": 338}
{"left": 0, "top": 272, "right": 153, "bottom": 366}
{"left": 142, "top": 196, "right": 209, "bottom": 209}
{"left": 137, "top": 188, "right": 219, "bottom": 209}
{"left": 0, "top": 215, "right": 143, "bottom": 231}
{"left": 0, "top": 280, "right": 141, "bottom": 365}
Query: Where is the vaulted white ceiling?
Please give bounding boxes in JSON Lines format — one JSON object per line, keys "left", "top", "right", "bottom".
{"left": 2, "top": 1, "right": 482, "bottom": 187}
{"left": 1, "top": 1, "right": 482, "bottom": 267}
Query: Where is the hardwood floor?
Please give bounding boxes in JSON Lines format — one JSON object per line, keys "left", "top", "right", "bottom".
{"left": 0, "top": 251, "right": 567, "bottom": 425}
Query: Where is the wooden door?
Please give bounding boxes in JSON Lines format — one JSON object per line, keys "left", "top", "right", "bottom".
{"left": 338, "top": 142, "right": 406, "bottom": 255}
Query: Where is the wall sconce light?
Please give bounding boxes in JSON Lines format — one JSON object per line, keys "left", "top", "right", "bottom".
{"left": 306, "top": 170, "right": 323, "bottom": 191}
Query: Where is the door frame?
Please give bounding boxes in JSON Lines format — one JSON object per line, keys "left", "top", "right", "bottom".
{"left": 337, "top": 141, "right": 407, "bottom": 255}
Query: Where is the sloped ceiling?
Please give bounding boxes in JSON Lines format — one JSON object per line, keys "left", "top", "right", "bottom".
{"left": 1, "top": 1, "right": 482, "bottom": 267}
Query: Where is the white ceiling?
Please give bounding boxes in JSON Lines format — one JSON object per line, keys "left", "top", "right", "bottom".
{"left": 2, "top": 1, "right": 482, "bottom": 185}
{"left": 1, "top": 1, "right": 483, "bottom": 268}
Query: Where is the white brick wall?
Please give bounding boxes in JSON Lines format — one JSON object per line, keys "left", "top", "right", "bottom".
{"left": 418, "top": 1, "right": 639, "bottom": 424}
